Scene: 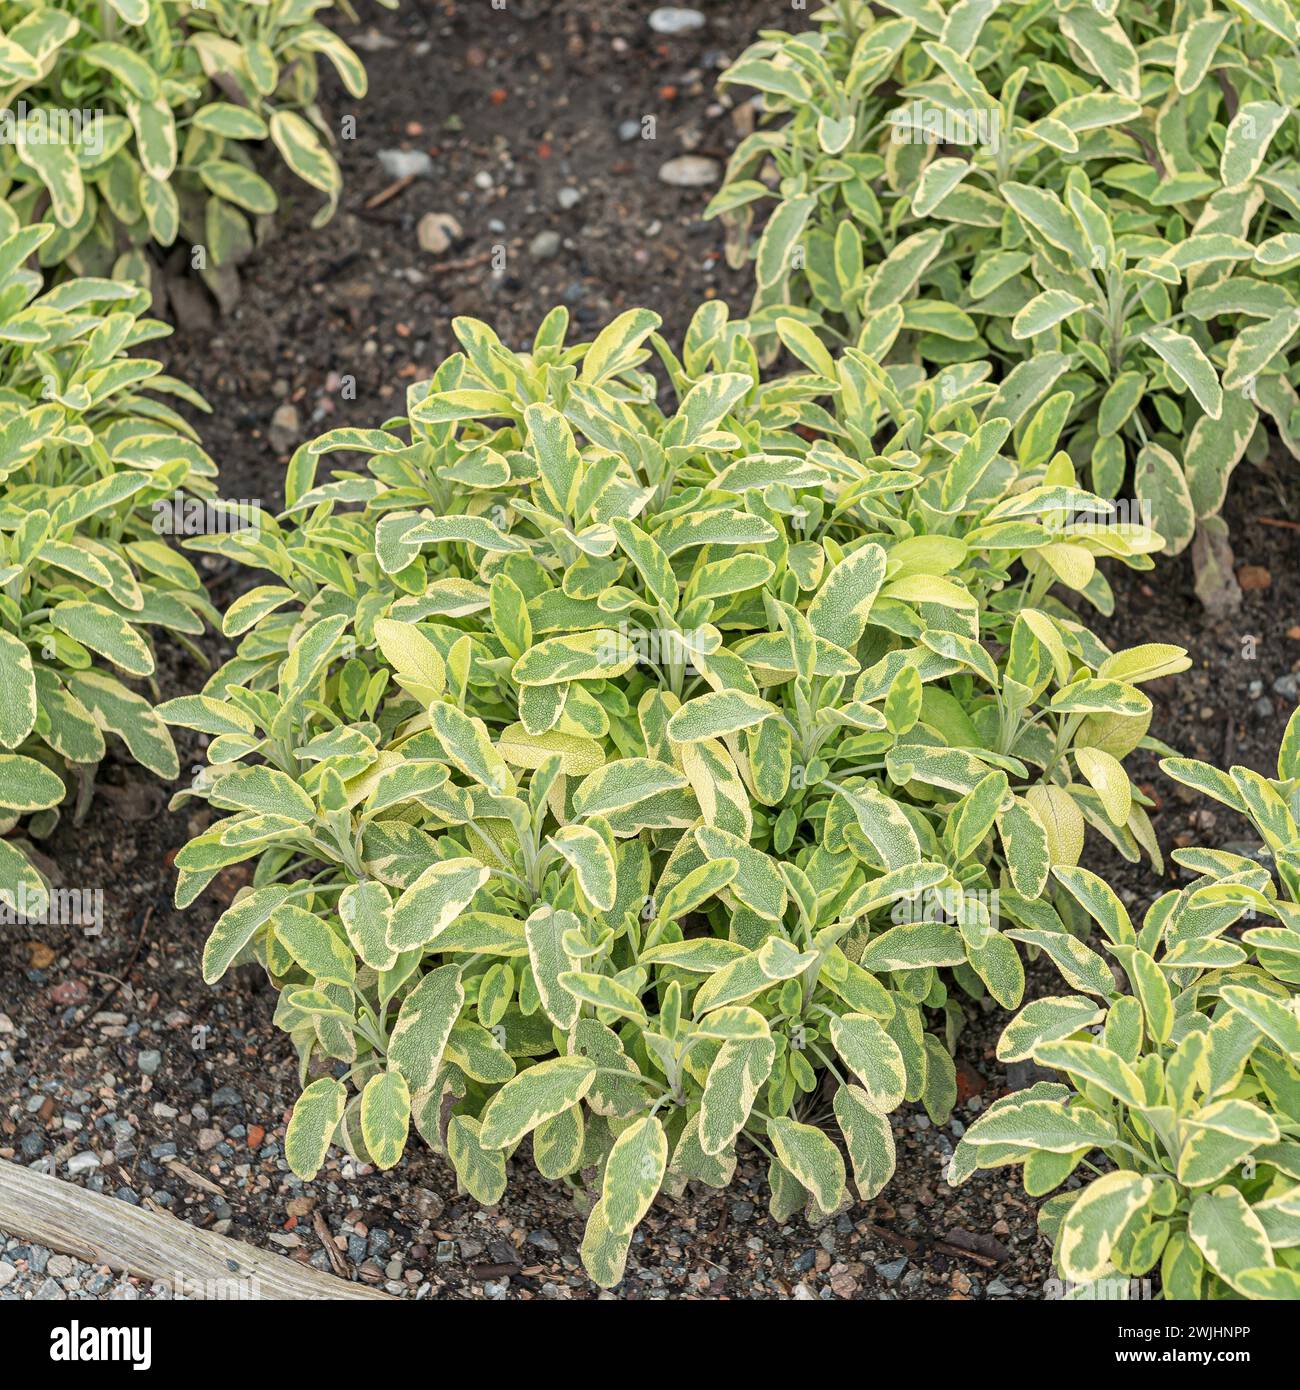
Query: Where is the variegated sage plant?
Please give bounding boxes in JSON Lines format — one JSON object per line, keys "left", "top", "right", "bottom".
{"left": 951, "top": 713, "right": 1300, "bottom": 1300}
{"left": 0, "top": 0, "right": 389, "bottom": 281}
{"left": 0, "top": 199, "right": 216, "bottom": 915}
{"left": 709, "top": 0, "right": 1300, "bottom": 596}
{"left": 165, "top": 304, "right": 1187, "bottom": 1287}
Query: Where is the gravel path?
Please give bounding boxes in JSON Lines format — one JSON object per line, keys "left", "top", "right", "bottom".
{"left": 0, "top": 1231, "right": 176, "bottom": 1301}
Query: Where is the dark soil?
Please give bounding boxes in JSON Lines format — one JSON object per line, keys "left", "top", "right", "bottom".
{"left": 2, "top": 0, "right": 1298, "bottom": 1302}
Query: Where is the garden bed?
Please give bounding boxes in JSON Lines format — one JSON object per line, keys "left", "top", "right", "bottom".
{"left": 1, "top": 0, "right": 1298, "bottom": 1302}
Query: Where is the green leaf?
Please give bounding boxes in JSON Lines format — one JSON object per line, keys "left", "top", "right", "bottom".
{"left": 580, "top": 1199, "right": 632, "bottom": 1289}
{"left": 997, "top": 996, "right": 1106, "bottom": 1063}
{"left": 387, "top": 963, "right": 464, "bottom": 1096}
{"left": 1012, "top": 290, "right": 1086, "bottom": 340}
{"left": 1141, "top": 329, "right": 1222, "bottom": 419}
{"left": 766, "top": 1116, "right": 846, "bottom": 1214}
{"left": 1034, "top": 1039, "right": 1146, "bottom": 1108}
{"left": 526, "top": 905, "right": 582, "bottom": 1030}
{"left": 387, "top": 858, "right": 490, "bottom": 953}
{"left": 285, "top": 1077, "right": 346, "bottom": 1180}
{"left": 574, "top": 758, "right": 687, "bottom": 818}
{"left": 202, "top": 885, "right": 289, "bottom": 984}
{"left": 1059, "top": 1172, "right": 1155, "bottom": 1282}
{"left": 666, "top": 690, "right": 777, "bottom": 743}
{"left": 447, "top": 1115, "right": 507, "bottom": 1204}
{"left": 548, "top": 824, "right": 617, "bottom": 911}
{"left": 0, "top": 754, "right": 64, "bottom": 813}
{"left": 360, "top": 1069, "right": 410, "bottom": 1170}
{"left": 756, "top": 196, "right": 816, "bottom": 289}
{"left": 210, "top": 766, "right": 314, "bottom": 822}
{"left": 273, "top": 904, "right": 355, "bottom": 987}
{"left": 700, "top": 1035, "right": 775, "bottom": 1156}
{"left": 830, "top": 1012, "right": 906, "bottom": 1112}
{"left": 533, "top": 1105, "right": 585, "bottom": 1179}
{"left": 834, "top": 1084, "right": 896, "bottom": 1200}
{"left": 338, "top": 880, "right": 396, "bottom": 971}
{"left": 964, "top": 1097, "right": 1116, "bottom": 1152}
{"left": 269, "top": 110, "right": 339, "bottom": 199}
{"left": 198, "top": 159, "right": 277, "bottom": 215}
{"left": 478, "top": 1056, "right": 597, "bottom": 1149}
{"left": 602, "top": 1115, "right": 668, "bottom": 1235}
{"left": 51, "top": 601, "right": 153, "bottom": 676}
{"left": 1188, "top": 1188, "right": 1273, "bottom": 1295}
{"left": 1221, "top": 102, "right": 1288, "bottom": 187}
{"left": 428, "top": 701, "right": 511, "bottom": 793}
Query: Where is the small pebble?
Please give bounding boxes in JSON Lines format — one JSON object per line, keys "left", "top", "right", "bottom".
{"left": 378, "top": 149, "right": 433, "bottom": 179}
{"left": 529, "top": 230, "right": 561, "bottom": 259}
{"left": 649, "top": 6, "right": 705, "bottom": 34}
{"left": 658, "top": 155, "right": 720, "bottom": 187}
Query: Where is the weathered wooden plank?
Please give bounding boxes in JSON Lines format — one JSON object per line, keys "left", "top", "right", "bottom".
{"left": 0, "top": 1158, "right": 393, "bottom": 1300}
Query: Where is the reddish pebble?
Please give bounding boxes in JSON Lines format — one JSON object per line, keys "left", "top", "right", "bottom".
{"left": 955, "top": 1060, "right": 983, "bottom": 1103}
{"left": 1237, "top": 565, "right": 1271, "bottom": 591}
{"left": 50, "top": 979, "right": 88, "bottom": 1006}
{"left": 247, "top": 1124, "right": 266, "bottom": 1149}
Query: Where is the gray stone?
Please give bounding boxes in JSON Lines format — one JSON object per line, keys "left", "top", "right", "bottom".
{"left": 658, "top": 155, "right": 720, "bottom": 188}
{"left": 0, "top": 1262, "right": 15, "bottom": 1288}
{"left": 137, "top": 1049, "right": 162, "bottom": 1075}
{"left": 529, "top": 230, "right": 561, "bottom": 260}
{"left": 557, "top": 187, "right": 582, "bottom": 210}
{"left": 269, "top": 402, "right": 301, "bottom": 454}
{"left": 378, "top": 149, "right": 433, "bottom": 180}
{"left": 649, "top": 7, "right": 705, "bottom": 35}
{"left": 66, "top": 1151, "right": 101, "bottom": 1176}
{"left": 874, "top": 1256, "right": 908, "bottom": 1282}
